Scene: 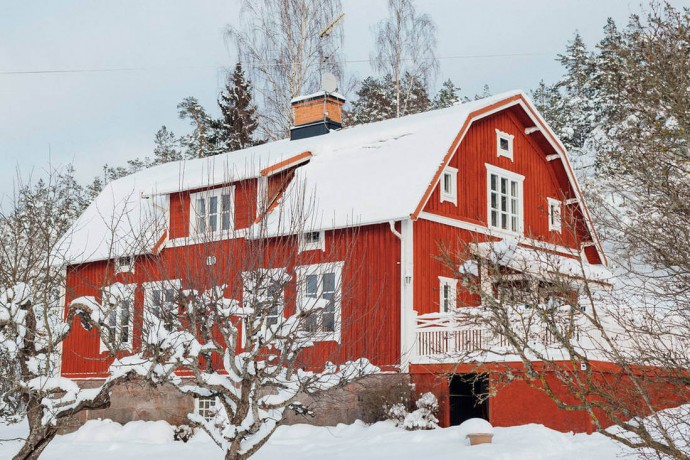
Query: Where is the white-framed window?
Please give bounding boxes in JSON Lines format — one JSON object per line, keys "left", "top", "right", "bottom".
{"left": 486, "top": 164, "right": 524, "bottom": 235}
{"left": 194, "top": 396, "right": 217, "bottom": 421}
{"left": 242, "top": 268, "right": 287, "bottom": 331}
{"left": 296, "top": 261, "right": 344, "bottom": 342}
{"left": 438, "top": 276, "right": 457, "bottom": 313}
{"left": 547, "top": 198, "right": 562, "bottom": 232}
{"left": 496, "top": 129, "right": 515, "bottom": 161}
{"left": 101, "top": 283, "right": 135, "bottom": 351}
{"left": 143, "top": 279, "right": 180, "bottom": 323}
{"left": 257, "top": 176, "right": 268, "bottom": 215}
{"left": 440, "top": 166, "right": 458, "bottom": 205}
{"left": 299, "top": 230, "right": 325, "bottom": 252}
{"left": 190, "top": 187, "right": 234, "bottom": 235}
{"left": 114, "top": 256, "right": 134, "bottom": 274}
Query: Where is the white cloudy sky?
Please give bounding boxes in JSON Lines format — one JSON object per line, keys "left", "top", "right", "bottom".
{"left": 0, "top": 0, "right": 679, "bottom": 201}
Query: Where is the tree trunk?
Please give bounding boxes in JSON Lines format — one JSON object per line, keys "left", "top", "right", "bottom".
{"left": 13, "top": 406, "right": 58, "bottom": 460}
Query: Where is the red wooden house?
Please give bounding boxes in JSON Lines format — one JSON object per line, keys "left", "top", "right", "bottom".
{"left": 59, "top": 90, "right": 615, "bottom": 431}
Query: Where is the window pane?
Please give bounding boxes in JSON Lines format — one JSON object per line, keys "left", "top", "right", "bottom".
{"left": 322, "top": 308, "right": 335, "bottom": 332}
{"left": 511, "top": 216, "right": 518, "bottom": 232}
{"left": 306, "top": 274, "right": 318, "bottom": 298}
{"left": 501, "top": 213, "right": 507, "bottom": 229}
{"left": 197, "top": 198, "right": 205, "bottom": 214}
{"left": 501, "top": 195, "right": 507, "bottom": 212}
{"left": 490, "top": 174, "right": 497, "bottom": 192}
{"left": 322, "top": 273, "right": 335, "bottom": 294}
{"left": 501, "top": 178, "right": 507, "bottom": 195}
{"left": 221, "top": 194, "right": 231, "bottom": 212}
{"left": 491, "top": 210, "right": 498, "bottom": 227}
{"left": 221, "top": 212, "right": 230, "bottom": 231}
{"left": 491, "top": 192, "right": 497, "bottom": 209}
{"left": 443, "top": 174, "right": 451, "bottom": 193}
{"left": 511, "top": 181, "right": 517, "bottom": 197}
{"left": 209, "top": 196, "right": 218, "bottom": 214}
{"left": 500, "top": 137, "right": 509, "bottom": 151}
{"left": 209, "top": 215, "right": 217, "bottom": 232}
{"left": 221, "top": 194, "right": 231, "bottom": 230}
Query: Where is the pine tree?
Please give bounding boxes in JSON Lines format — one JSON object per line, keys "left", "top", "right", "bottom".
{"left": 178, "top": 97, "right": 215, "bottom": 159}
{"left": 432, "top": 79, "right": 460, "bottom": 109}
{"left": 153, "top": 126, "right": 182, "bottom": 163}
{"left": 348, "top": 75, "right": 396, "bottom": 125}
{"left": 213, "top": 63, "right": 261, "bottom": 152}
{"left": 399, "top": 72, "right": 431, "bottom": 116}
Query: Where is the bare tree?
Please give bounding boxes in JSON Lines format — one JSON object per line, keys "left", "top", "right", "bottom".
{"left": 227, "top": 0, "right": 346, "bottom": 140}
{"left": 431, "top": 216, "right": 690, "bottom": 459}
{"left": 69, "top": 174, "right": 379, "bottom": 460}
{"left": 371, "top": 0, "right": 438, "bottom": 118}
{"left": 0, "top": 168, "right": 158, "bottom": 460}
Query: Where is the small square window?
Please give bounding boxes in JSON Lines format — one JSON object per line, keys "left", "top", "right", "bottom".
{"left": 195, "top": 396, "right": 217, "bottom": 421}
{"left": 114, "top": 256, "right": 134, "bottom": 274}
{"left": 496, "top": 129, "right": 514, "bottom": 161}
{"left": 440, "top": 166, "right": 458, "bottom": 206}
{"left": 299, "top": 230, "right": 325, "bottom": 252}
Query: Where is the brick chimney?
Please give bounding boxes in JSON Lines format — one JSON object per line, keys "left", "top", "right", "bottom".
{"left": 290, "top": 91, "right": 345, "bottom": 141}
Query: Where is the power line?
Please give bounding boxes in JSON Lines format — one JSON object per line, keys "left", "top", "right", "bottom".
{"left": 0, "top": 51, "right": 552, "bottom": 76}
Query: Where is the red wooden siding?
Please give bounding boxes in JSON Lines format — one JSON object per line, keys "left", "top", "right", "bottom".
{"left": 423, "top": 108, "right": 582, "bottom": 250}
{"left": 61, "top": 223, "right": 402, "bottom": 378}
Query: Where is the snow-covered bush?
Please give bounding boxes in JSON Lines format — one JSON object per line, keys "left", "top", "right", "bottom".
{"left": 174, "top": 424, "right": 194, "bottom": 443}
{"left": 388, "top": 392, "right": 439, "bottom": 431}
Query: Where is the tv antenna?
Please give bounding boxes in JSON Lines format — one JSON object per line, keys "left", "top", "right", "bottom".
{"left": 318, "top": 13, "right": 345, "bottom": 78}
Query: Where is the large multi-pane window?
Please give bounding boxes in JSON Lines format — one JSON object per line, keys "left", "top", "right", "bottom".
{"left": 190, "top": 188, "right": 234, "bottom": 235}
{"left": 296, "top": 262, "right": 343, "bottom": 341}
{"left": 242, "top": 269, "right": 286, "bottom": 332}
{"left": 102, "top": 283, "right": 135, "bottom": 351}
{"left": 143, "top": 280, "right": 181, "bottom": 331}
{"left": 486, "top": 165, "right": 524, "bottom": 234}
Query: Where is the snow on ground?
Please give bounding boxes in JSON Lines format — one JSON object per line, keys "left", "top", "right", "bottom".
{"left": 0, "top": 418, "right": 633, "bottom": 460}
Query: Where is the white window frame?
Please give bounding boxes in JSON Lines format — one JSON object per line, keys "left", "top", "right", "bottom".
{"left": 257, "top": 176, "right": 268, "bottom": 215}
{"left": 496, "top": 129, "right": 515, "bottom": 161}
{"left": 194, "top": 396, "right": 218, "bottom": 421}
{"left": 189, "top": 187, "right": 235, "bottom": 236}
{"left": 241, "top": 268, "right": 287, "bottom": 337}
{"left": 486, "top": 164, "right": 524, "bottom": 236}
{"left": 547, "top": 198, "right": 562, "bottom": 233}
{"left": 295, "top": 261, "right": 344, "bottom": 343}
{"left": 114, "top": 256, "right": 134, "bottom": 274}
{"left": 142, "top": 279, "right": 181, "bottom": 324}
{"left": 100, "top": 283, "right": 135, "bottom": 353}
{"left": 298, "top": 230, "right": 325, "bottom": 253}
{"left": 438, "top": 276, "right": 458, "bottom": 313}
{"left": 440, "top": 166, "right": 458, "bottom": 206}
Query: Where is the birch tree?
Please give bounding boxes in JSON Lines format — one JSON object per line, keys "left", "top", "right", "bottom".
{"left": 227, "top": 0, "right": 346, "bottom": 140}
{"left": 371, "top": 0, "right": 438, "bottom": 118}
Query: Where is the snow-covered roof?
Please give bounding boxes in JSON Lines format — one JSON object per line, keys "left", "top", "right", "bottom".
{"left": 58, "top": 90, "right": 602, "bottom": 266}
{"left": 467, "top": 238, "right": 613, "bottom": 283}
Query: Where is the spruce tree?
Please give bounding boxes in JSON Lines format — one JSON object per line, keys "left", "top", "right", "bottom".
{"left": 214, "top": 63, "right": 260, "bottom": 152}
{"left": 432, "top": 79, "right": 460, "bottom": 109}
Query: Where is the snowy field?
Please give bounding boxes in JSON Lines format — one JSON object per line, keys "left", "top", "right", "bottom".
{"left": 0, "top": 418, "right": 634, "bottom": 460}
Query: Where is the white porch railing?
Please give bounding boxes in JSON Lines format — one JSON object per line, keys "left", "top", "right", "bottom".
{"left": 413, "top": 311, "right": 578, "bottom": 360}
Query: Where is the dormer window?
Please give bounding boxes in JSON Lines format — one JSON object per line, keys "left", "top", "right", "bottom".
{"left": 440, "top": 166, "right": 458, "bottom": 205}
{"left": 190, "top": 187, "right": 234, "bottom": 235}
{"left": 547, "top": 198, "right": 562, "bottom": 232}
{"left": 299, "top": 230, "right": 324, "bottom": 252}
{"left": 496, "top": 129, "right": 514, "bottom": 161}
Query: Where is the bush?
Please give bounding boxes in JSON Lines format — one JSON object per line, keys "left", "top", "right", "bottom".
{"left": 173, "top": 424, "right": 194, "bottom": 442}
{"left": 358, "top": 377, "right": 413, "bottom": 423}
{"left": 388, "top": 392, "right": 439, "bottom": 431}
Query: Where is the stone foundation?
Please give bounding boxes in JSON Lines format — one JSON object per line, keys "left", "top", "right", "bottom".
{"left": 61, "top": 373, "right": 410, "bottom": 433}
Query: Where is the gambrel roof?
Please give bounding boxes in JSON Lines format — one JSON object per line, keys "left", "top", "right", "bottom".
{"left": 57, "top": 90, "right": 605, "bottom": 266}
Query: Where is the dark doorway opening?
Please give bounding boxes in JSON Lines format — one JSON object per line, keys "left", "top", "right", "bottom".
{"left": 449, "top": 373, "right": 489, "bottom": 426}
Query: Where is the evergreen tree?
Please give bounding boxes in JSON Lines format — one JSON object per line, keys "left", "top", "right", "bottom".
{"left": 432, "top": 79, "right": 460, "bottom": 109}
{"left": 473, "top": 84, "right": 492, "bottom": 101}
{"left": 348, "top": 75, "right": 396, "bottom": 125}
{"left": 178, "top": 97, "right": 215, "bottom": 159}
{"left": 153, "top": 126, "right": 182, "bottom": 163}
{"left": 213, "top": 63, "right": 261, "bottom": 152}
{"left": 399, "top": 72, "right": 431, "bottom": 116}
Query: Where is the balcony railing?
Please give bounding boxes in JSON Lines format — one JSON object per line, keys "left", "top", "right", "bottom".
{"left": 413, "top": 310, "right": 580, "bottom": 361}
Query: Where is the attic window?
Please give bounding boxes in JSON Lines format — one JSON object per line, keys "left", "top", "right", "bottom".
{"left": 440, "top": 166, "right": 458, "bottom": 206}
{"left": 496, "top": 129, "right": 514, "bottom": 161}
{"left": 114, "top": 256, "right": 134, "bottom": 274}
{"left": 190, "top": 187, "right": 234, "bottom": 236}
{"left": 299, "top": 230, "right": 324, "bottom": 252}
{"left": 547, "top": 198, "right": 562, "bottom": 232}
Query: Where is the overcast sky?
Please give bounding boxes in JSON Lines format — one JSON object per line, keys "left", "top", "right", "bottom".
{"left": 1, "top": 0, "right": 683, "bottom": 202}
